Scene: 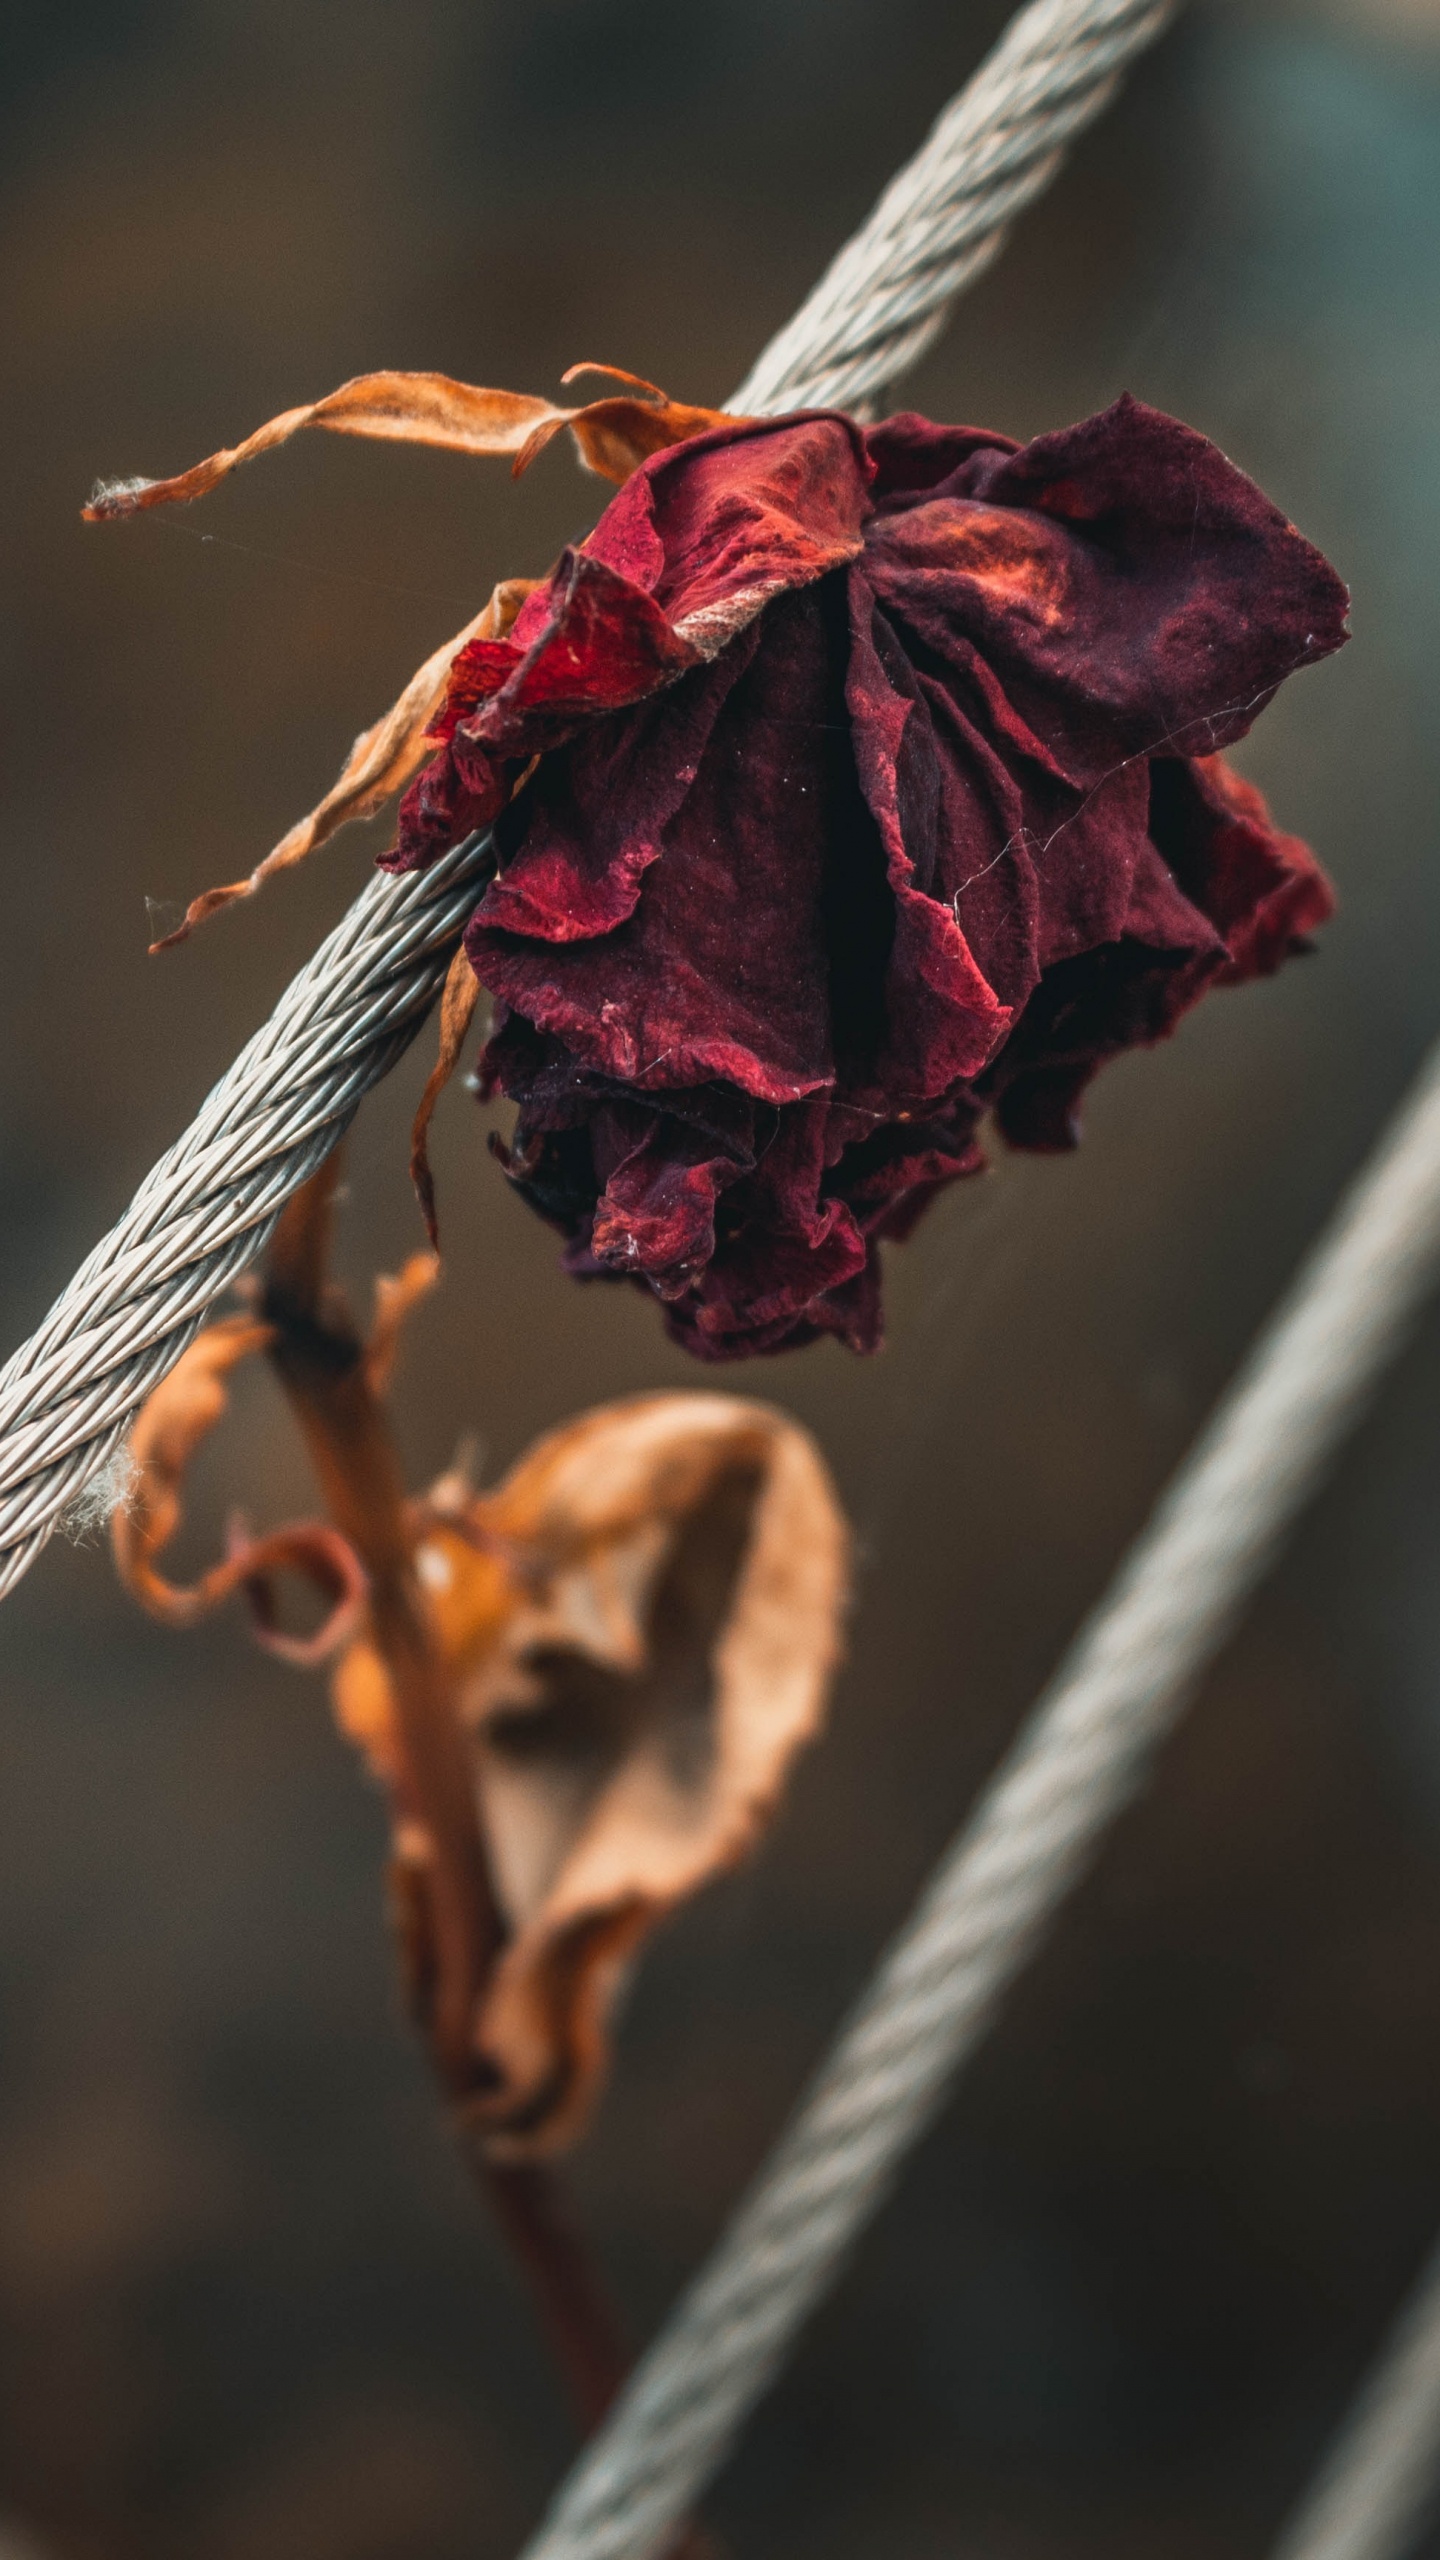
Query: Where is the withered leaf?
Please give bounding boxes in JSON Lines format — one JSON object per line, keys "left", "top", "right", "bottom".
{"left": 115, "top": 1315, "right": 367, "bottom": 1663}
{"left": 83, "top": 366, "right": 735, "bottom": 521}
{"left": 85, "top": 366, "right": 734, "bottom": 952}
{"left": 332, "top": 1391, "right": 849, "bottom": 2156}
{"left": 146, "top": 577, "right": 539, "bottom": 952}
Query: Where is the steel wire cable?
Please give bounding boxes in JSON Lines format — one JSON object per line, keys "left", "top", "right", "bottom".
{"left": 0, "top": 832, "right": 494, "bottom": 1596}
{"left": 1270, "top": 2235, "right": 1440, "bottom": 2560}
{"left": 730, "top": 0, "right": 1176, "bottom": 414}
{"left": 8, "top": 6, "right": 1440, "bottom": 2559}
{"left": 512, "top": 1042, "right": 1440, "bottom": 2560}
{"left": 0, "top": 0, "right": 1176, "bottom": 1595}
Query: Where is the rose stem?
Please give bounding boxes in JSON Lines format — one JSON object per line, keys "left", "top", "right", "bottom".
{"left": 257, "top": 1159, "right": 636, "bottom": 2438}
{"left": 478, "top": 2156, "right": 632, "bottom": 2430}
{"left": 262, "top": 1155, "right": 503, "bottom": 2085}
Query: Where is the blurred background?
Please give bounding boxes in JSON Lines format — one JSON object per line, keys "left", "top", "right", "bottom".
{"left": 2, "top": 1, "right": 1440, "bottom": 2553}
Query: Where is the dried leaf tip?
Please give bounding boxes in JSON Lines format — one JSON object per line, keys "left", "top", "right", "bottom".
{"left": 81, "top": 365, "right": 737, "bottom": 523}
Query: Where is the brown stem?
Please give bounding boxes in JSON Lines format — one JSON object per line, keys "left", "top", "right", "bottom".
{"left": 258, "top": 1164, "right": 659, "bottom": 2473}
{"left": 261, "top": 1157, "right": 505, "bottom": 2086}
{"left": 479, "top": 2157, "right": 632, "bottom": 2432}
{"left": 476, "top": 2158, "right": 723, "bottom": 2556}
{"left": 259, "top": 1170, "right": 724, "bottom": 2553}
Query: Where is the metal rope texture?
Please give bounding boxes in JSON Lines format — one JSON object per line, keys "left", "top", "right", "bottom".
{"left": 1271, "top": 2235, "right": 1440, "bottom": 2560}
{"left": 0, "top": 835, "right": 493, "bottom": 1599}
{"left": 731, "top": 0, "right": 1177, "bottom": 415}
{"left": 0, "top": 0, "right": 1178, "bottom": 1598}
{"left": 515, "top": 1039, "right": 1440, "bottom": 2560}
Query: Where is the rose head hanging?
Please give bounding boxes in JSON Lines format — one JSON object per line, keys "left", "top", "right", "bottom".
{"left": 89, "top": 366, "right": 1348, "bottom": 1356}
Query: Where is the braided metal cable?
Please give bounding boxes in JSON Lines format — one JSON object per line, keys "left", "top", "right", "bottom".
{"left": 0, "top": 834, "right": 493, "bottom": 1598}
{"left": 515, "top": 1040, "right": 1440, "bottom": 2560}
{"left": 731, "top": 0, "right": 1177, "bottom": 416}
{"left": 1271, "top": 2236, "right": 1440, "bottom": 2560}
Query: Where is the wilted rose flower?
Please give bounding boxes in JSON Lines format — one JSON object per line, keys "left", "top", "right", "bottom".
{"left": 90, "top": 374, "right": 1347, "bottom": 1356}
{"left": 388, "top": 394, "right": 1347, "bottom": 1357}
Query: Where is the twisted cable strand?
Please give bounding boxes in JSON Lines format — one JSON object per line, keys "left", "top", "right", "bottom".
{"left": 1271, "top": 2238, "right": 1440, "bottom": 2560}
{"left": 732, "top": 0, "right": 1177, "bottom": 415}
{"left": 515, "top": 1040, "right": 1440, "bottom": 2560}
{"left": 0, "top": 834, "right": 493, "bottom": 1598}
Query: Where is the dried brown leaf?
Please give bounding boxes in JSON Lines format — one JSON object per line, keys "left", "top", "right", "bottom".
{"left": 332, "top": 1392, "right": 850, "bottom": 2155}
{"left": 146, "top": 578, "right": 539, "bottom": 952}
{"left": 83, "top": 375, "right": 572, "bottom": 519}
{"left": 83, "top": 367, "right": 736, "bottom": 523}
{"left": 113, "top": 1315, "right": 366, "bottom": 1658}
{"left": 83, "top": 363, "right": 737, "bottom": 950}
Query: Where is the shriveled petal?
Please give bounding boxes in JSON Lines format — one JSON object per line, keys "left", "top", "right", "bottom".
{"left": 465, "top": 550, "right": 703, "bottom": 751}
{"left": 581, "top": 411, "right": 872, "bottom": 650}
{"left": 472, "top": 628, "right": 750, "bottom": 948}
{"left": 844, "top": 571, "right": 1012, "bottom": 1099}
{"left": 388, "top": 740, "right": 511, "bottom": 876}
{"left": 860, "top": 393, "right": 1349, "bottom": 788}
{"left": 1148, "top": 751, "right": 1334, "bottom": 977}
{"left": 976, "top": 751, "right": 1320, "bottom": 1154}
{"left": 587, "top": 1109, "right": 741, "bottom": 1296}
{"left": 468, "top": 588, "right": 849, "bottom": 1104}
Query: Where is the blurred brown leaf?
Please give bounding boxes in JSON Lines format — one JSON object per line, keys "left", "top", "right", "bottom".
{"left": 335, "top": 1391, "right": 850, "bottom": 2154}
{"left": 113, "top": 1314, "right": 367, "bottom": 1665}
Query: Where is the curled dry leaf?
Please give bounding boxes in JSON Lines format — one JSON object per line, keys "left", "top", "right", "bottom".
{"left": 114, "top": 1314, "right": 367, "bottom": 1662}
{"left": 85, "top": 364, "right": 734, "bottom": 955}
{"left": 332, "top": 1391, "right": 850, "bottom": 2157}
{"left": 82, "top": 365, "right": 734, "bottom": 520}
{"left": 145, "top": 577, "right": 539, "bottom": 953}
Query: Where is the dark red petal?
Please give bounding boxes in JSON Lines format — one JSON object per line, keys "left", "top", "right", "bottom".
{"left": 468, "top": 590, "right": 846, "bottom": 1105}
{"left": 983, "top": 929, "right": 1222, "bottom": 1153}
{"left": 844, "top": 569, "right": 1012, "bottom": 1098}
{"left": 589, "top": 1111, "right": 735, "bottom": 1295}
{"left": 385, "top": 740, "right": 511, "bottom": 873}
{"left": 474, "top": 633, "right": 756, "bottom": 945}
{"left": 582, "top": 411, "right": 874, "bottom": 653}
{"left": 428, "top": 636, "right": 524, "bottom": 742}
{"left": 861, "top": 392, "right": 1349, "bottom": 788}
{"left": 465, "top": 548, "right": 700, "bottom": 755}
{"left": 1149, "top": 751, "right": 1335, "bottom": 977}
{"left": 862, "top": 412, "right": 1019, "bottom": 508}
{"left": 832, "top": 1105, "right": 987, "bottom": 1244}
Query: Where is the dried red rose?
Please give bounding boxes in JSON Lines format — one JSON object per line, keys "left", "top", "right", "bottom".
{"left": 89, "top": 373, "right": 1347, "bottom": 1355}
{"left": 389, "top": 394, "right": 1347, "bottom": 1357}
